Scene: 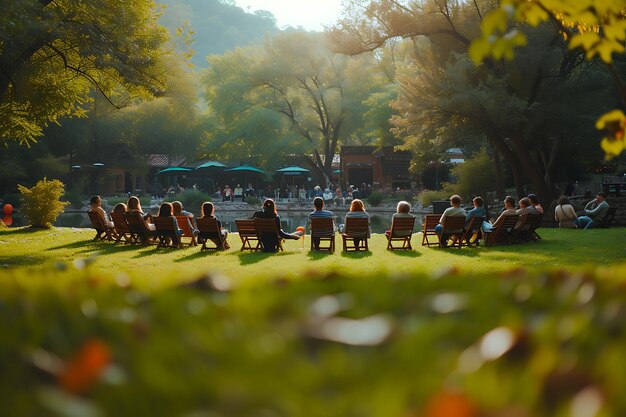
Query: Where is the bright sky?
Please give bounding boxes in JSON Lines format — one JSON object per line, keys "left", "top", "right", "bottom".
{"left": 233, "top": 0, "right": 343, "bottom": 31}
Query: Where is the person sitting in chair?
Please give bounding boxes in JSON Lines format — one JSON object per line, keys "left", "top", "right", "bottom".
{"left": 252, "top": 199, "right": 301, "bottom": 252}
{"left": 172, "top": 200, "right": 198, "bottom": 235}
{"left": 385, "top": 200, "right": 414, "bottom": 239}
{"left": 89, "top": 195, "right": 113, "bottom": 228}
{"left": 483, "top": 196, "right": 517, "bottom": 232}
{"left": 528, "top": 194, "right": 544, "bottom": 214}
{"left": 575, "top": 192, "right": 609, "bottom": 229}
{"left": 516, "top": 197, "right": 538, "bottom": 216}
{"left": 127, "top": 196, "right": 155, "bottom": 231}
{"left": 339, "top": 199, "right": 371, "bottom": 248}
{"left": 554, "top": 195, "right": 578, "bottom": 228}
{"left": 434, "top": 195, "right": 465, "bottom": 246}
{"left": 308, "top": 197, "right": 336, "bottom": 250}
{"left": 156, "top": 202, "right": 184, "bottom": 244}
{"left": 199, "top": 201, "right": 229, "bottom": 249}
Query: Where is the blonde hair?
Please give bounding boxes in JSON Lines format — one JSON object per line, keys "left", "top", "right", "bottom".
{"left": 396, "top": 201, "right": 411, "bottom": 213}
{"left": 350, "top": 199, "right": 365, "bottom": 212}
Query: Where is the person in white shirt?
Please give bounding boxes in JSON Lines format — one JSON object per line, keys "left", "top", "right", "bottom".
{"left": 554, "top": 195, "right": 577, "bottom": 228}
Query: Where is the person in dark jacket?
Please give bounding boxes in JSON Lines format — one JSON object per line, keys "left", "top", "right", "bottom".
{"left": 252, "top": 199, "right": 301, "bottom": 252}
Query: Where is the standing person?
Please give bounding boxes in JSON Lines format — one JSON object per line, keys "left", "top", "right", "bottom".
{"left": 385, "top": 200, "right": 414, "bottom": 239}
{"left": 308, "top": 197, "right": 336, "bottom": 250}
{"left": 340, "top": 199, "right": 371, "bottom": 248}
{"left": 252, "top": 199, "right": 301, "bottom": 252}
{"left": 527, "top": 194, "right": 544, "bottom": 214}
{"left": 89, "top": 195, "right": 113, "bottom": 227}
{"left": 199, "top": 202, "right": 230, "bottom": 249}
{"left": 334, "top": 187, "right": 344, "bottom": 206}
{"left": 223, "top": 185, "right": 232, "bottom": 202}
{"left": 246, "top": 183, "right": 255, "bottom": 198}
{"left": 554, "top": 195, "right": 578, "bottom": 228}
{"left": 233, "top": 184, "right": 243, "bottom": 202}
{"left": 434, "top": 195, "right": 466, "bottom": 245}
{"left": 575, "top": 192, "right": 609, "bottom": 229}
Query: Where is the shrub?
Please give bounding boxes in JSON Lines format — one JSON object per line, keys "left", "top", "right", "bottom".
{"left": 18, "top": 178, "right": 69, "bottom": 228}
{"left": 394, "top": 191, "right": 415, "bottom": 203}
{"left": 367, "top": 191, "right": 384, "bottom": 206}
{"left": 245, "top": 196, "right": 261, "bottom": 206}
{"left": 164, "top": 190, "right": 212, "bottom": 214}
{"left": 418, "top": 189, "right": 449, "bottom": 207}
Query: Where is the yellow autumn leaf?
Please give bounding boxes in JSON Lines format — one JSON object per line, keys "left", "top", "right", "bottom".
{"left": 504, "top": 30, "right": 528, "bottom": 48}
{"left": 595, "top": 109, "right": 626, "bottom": 129}
{"left": 593, "top": 0, "right": 626, "bottom": 15}
{"left": 568, "top": 10, "right": 600, "bottom": 26}
{"left": 469, "top": 37, "right": 491, "bottom": 65}
{"left": 569, "top": 32, "right": 601, "bottom": 50}
{"left": 481, "top": 8, "right": 509, "bottom": 36}
{"left": 601, "top": 137, "right": 624, "bottom": 160}
{"left": 491, "top": 38, "right": 511, "bottom": 60}
{"left": 517, "top": 3, "right": 550, "bottom": 26}
{"left": 595, "top": 38, "right": 625, "bottom": 63}
{"left": 605, "top": 17, "right": 626, "bottom": 41}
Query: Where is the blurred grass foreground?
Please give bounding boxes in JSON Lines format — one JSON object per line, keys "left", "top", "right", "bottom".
{"left": 1, "top": 227, "right": 626, "bottom": 416}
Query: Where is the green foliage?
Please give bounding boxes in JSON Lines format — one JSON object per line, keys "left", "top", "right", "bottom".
{"left": 245, "top": 196, "right": 261, "bottom": 206}
{"left": 366, "top": 191, "right": 384, "bottom": 206}
{"left": 17, "top": 178, "right": 69, "bottom": 228}
{"left": 443, "top": 149, "right": 495, "bottom": 200}
{"left": 0, "top": 0, "right": 170, "bottom": 146}
{"left": 164, "top": 190, "right": 212, "bottom": 214}
{"left": 418, "top": 189, "right": 449, "bottom": 207}
{"left": 62, "top": 191, "right": 86, "bottom": 210}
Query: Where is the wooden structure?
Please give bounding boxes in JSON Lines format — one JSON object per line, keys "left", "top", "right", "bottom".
{"left": 385, "top": 216, "right": 416, "bottom": 250}
{"left": 309, "top": 217, "right": 336, "bottom": 252}
{"left": 341, "top": 217, "right": 370, "bottom": 252}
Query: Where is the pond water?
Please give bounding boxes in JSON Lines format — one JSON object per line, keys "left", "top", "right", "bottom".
{"left": 5, "top": 210, "right": 424, "bottom": 234}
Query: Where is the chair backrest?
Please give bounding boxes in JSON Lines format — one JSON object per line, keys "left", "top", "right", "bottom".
{"left": 499, "top": 214, "right": 519, "bottom": 231}
{"left": 441, "top": 215, "right": 466, "bottom": 234}
{"left": 110, "top": 211, "right": 131, "bottom": 233}
{"left": 522, "top": 213, "right": 542, "bottom": 231}
{"left": 310, "top": 217, "right": 335, "bottom": 237}
{"left": 197, "top": 217, "right": 220, "bottom": 234}
{"left": 254, "top": 217, "right": 279, "bottom": 235}
{"left": 124, "top": 211, "right": 151, "bottom": 234}
{"left": 153, "top": 216, "right": 177, "bottom": 234}
{"left": 175, "top": 216, "right": 194, "bottom": 237}
{"left": 235, "top": 219, "right": 256, "bottom": 237}
{"left": 88, "top": 210, "right": 107, "bottom": 231}
{"left": 389, "top": 216, "right": 415, "bottom": 236}
{"left": 423, "top": 214, "right": 440, "bottom": 231}
{"left": 343, "top": 217, "right": 369, "bottom": 238}
{"left": 602, "top": 207, "right": 618, "bottom": 223}
{"left": 465, "top": 216, "right": 484, "bottom": 232}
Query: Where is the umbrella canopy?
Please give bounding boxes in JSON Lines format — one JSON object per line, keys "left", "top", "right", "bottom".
{"left": 194, "top": 161, "right": 227, "bottom": 170}
{"left": 276, "top": 165, "right": 310, "bottom": 175}
{"left": 225, "top": 164, "right": 264, "bottom": 174}
{"left": 157, "top": 167, "right": 192, "bottom": 175}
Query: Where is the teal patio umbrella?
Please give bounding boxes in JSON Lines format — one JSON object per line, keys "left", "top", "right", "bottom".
{"left": 157, "top": 167, "right": 191, "bottom": 175}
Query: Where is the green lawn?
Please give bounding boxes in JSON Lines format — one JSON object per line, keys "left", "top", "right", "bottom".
{"left": 2, "top": 227, "right": 626, "bottom": 416}
{"left": 1, "top": 227, "right": 625, "bottom": 289}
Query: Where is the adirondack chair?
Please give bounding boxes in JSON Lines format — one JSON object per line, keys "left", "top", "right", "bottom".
{"left": 386, "top": 216, "right": 416, "bottom": 250}
{"left": 597, "top": 207, "right": 618, "bottom": 228}
{"left": 87, "top": 211, "right": 116, "bottom": 241}
{"left": 124, "top": 211, "right": 157, "bottom": 245}
{"left": 341, "top": 217, "right": 370, "bottom": 252}
{"left": 421, "top": 214, "right": 440, "bottom": 246}
{"left": 254, "top": 217, "right": 284, "bottom": 252}
{"left": 110, "top": 211, "right": 135, "bottom": 243}
{"left": 309, "top": 217, "right": 335, "bottom": 252}
{"left": 152, "top": 217, "right": 182, "bottom": 248}
{"left": 436, "top": 216, "right": 466, "bottom": 248}
{"left": 459, "top": 216, "right": 485, "bottom": 247}
{"left": 235, "top": 219, "right": 260, "bottom": 251}
{"left": 175, "top": 216, "right": 198, "bottom": 247}
{"left": 484, "top": 214, "right": 519, "bottom": 246}
{"left": 197, "top": 217, "right": 228, "bottom": 251}
{"left": 513, "top": 213, "right": 542, "bottom": 243}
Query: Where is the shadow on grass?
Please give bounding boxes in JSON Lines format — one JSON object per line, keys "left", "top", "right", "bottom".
{"left": 388, "top": 249, "right": 421, "bottom": 258}
{"left": 340, "top": 250, "right": 373, "bottom": 259}
{"left": 237, "top": 251, "right": 290, "bottom": 265}
{"left": 0, "top": 254, "right": 48, "bottom": 266}
{"left": 0, "top": 227, "right": 52, "bottom": 236}
{"left": 307, "top": 251, "right": 335, "bottom": 260}
{"left": 175, "top": 250, "right": 222, "bottom": 263}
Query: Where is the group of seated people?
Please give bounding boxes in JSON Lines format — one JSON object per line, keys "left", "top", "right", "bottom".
{"left": 554, "top": 192, "right": 610, "bottom": 229}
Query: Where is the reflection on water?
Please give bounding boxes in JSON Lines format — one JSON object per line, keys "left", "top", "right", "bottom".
{"left": 6, "top": 211, "right": 424, "bottom": 234}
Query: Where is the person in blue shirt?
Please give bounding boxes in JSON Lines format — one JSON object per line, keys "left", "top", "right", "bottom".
{"left": 575, "top": 192, "right": 610, "bottom": 229}
{"left": 308, "top": 197, "right": 336, "bottom": 250}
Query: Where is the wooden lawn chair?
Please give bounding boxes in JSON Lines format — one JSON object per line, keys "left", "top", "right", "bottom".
{"left": 152, "top": 217, "right": 182, "bottom": 248}
{"left": 87, "top": 211, "right": 116, "bottom": 241}
{"left": 386, "top": 216, "right": 416, "bottom": 250}
{"left": 484, "top": 214, "right": 519, "bottom": 246}
{"left": 459, "top": 216, "right": 485, "bottom": 247}
{"left": 309, "top": 217, "right": 335, "bottom": 252}
{"left": 342, "top": 217, "right": 369, "bottom": 252}
{"left": 513, "top": 213, "right": 542, "bottom": 243}
{"left": 235, "top": 219, "right": 260, "bottom": 251}
{"left": 175, "top": 216, "right": 198, "bottom": 247}
{"left": 110, "top": 211, "right": 135, "bottom": 243}
{"left": 421, "top": 214, "right": 440, "bottom": 246}
{"left": 124, "top": 211, "right": 157, "bottom": 245}
{"left": 597, "top": 207, "right": 617, "bottom": 228}
{"left": 254, "top": 217, "right": 284, "bottom": 252}
{"left": 197, "top": 218, "right": 228, "bottom": 251}
{"left": 436, "top": 216, "right": 466, "bottom": 248}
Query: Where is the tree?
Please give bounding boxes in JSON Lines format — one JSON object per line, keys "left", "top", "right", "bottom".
{"left": 470, "top": 0, "right": 626, "bottom": 160}
{"left": 203, "top": 32, "right": 389, "bottom": 182}
{"left": 0, "top": 0, "right": 171, "bottom": 146}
